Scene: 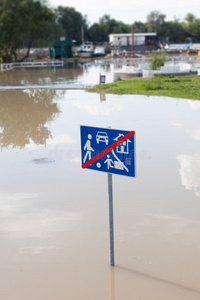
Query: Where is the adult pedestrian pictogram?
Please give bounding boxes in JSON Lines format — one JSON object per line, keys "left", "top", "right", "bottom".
{"left": 83, "top": 134, "right": 94, "bottom": 163}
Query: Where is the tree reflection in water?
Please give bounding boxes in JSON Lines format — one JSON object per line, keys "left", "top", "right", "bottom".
{"left": 0, "top": 89, "right": 63, "bottom": 149}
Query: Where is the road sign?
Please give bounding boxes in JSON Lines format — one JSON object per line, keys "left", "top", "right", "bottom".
{"left": 80, "top": 125, "right": 135, "bottom": 177}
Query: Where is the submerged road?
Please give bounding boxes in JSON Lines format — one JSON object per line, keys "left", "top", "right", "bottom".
{"left": 0, "top": 84, "right": 93, "bottom": 90}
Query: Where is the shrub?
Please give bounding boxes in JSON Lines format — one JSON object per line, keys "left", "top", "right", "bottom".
{"left": 149, "top": 50, "right": 168, "bottom": 70}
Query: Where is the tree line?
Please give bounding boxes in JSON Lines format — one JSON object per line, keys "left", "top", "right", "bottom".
{"left": 0, "top": 0, "right": 199, "bottom": 62}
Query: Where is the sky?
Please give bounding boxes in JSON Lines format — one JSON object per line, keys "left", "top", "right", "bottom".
{"left": 49, "top": 0, "right": 199, "bottom": 25}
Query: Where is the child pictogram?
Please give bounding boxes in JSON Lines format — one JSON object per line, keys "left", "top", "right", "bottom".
{"left": 104, "top": 154, "right": 113, "bottom": 169}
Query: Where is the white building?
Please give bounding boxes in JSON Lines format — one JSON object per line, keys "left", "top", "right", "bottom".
{"left": 109, "top": 33, "right": 157, "bottom": 47}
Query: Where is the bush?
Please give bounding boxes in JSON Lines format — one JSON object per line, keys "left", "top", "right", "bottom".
{"left": 149, "top": 50, "right": 168, "bottom": 70}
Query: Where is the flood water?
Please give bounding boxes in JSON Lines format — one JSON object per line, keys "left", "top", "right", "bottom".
{"left": 0, "top": 65, "right": 200, "bottom": 300}
{"left": 0, "top": 63, "right": 113, "bottom": 87}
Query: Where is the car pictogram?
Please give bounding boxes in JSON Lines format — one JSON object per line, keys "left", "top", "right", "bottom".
{"left": 96, "top": 131, "right": 109, "bottom": 145}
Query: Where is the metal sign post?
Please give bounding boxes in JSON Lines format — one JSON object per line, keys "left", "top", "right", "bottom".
{"left": 80, "top": 125, "right": 135, "bottom": 265}
{"left": 108, "top": 173, "right": 114, "bottom": 266}
{"left": 132, "top": 25, "right": 134, "bottom": 58}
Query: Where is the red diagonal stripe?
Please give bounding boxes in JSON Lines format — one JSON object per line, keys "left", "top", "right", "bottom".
{"left": 82, "top": 130, "right": 135, "bottom": 169}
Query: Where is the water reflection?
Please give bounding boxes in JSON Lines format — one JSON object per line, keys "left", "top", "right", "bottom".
{"left": 110, "top": 267, "right": 115, "bottom": 300}
{"left": 0, "top": 89, "right": 200, "bottom": 300}
{"left": 187, "top": 100, "right": 200, "bottom": 111}
{"left": 0, "top": 89, "right": 62, "bottom": 149}
{"left": 0, "top": 64, "right": 113, "bottom": 87}
{"left": 73, "top": 98, "right": 124, "bottom": 116}
{"left": 177, "top": 153, "right": 200, "bottom": 197}
{"left": 116, "top": 265, "right": 200, "bottom": 295}
{"left": 0, "top": 191, "right": 82, "bottom": 257}
{"left": 100, "top": 92, "right": 106, "bottom": 102}
{"left": 0, "top": 65, "right": 84, "bottom": 86}
{"left": 189, "top": 130, "right": 200, "bottom": 141}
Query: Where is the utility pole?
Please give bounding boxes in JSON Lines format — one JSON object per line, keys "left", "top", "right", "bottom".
{"left": 81, "top": 26, "right": 84, "bottom": 44}
{"left": 132, "top": 26, "right": 134, "bottom": 58}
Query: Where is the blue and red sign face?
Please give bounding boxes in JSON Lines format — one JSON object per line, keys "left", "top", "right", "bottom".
{"left": 80, "top": 126, "right": 135, "bottom": 177}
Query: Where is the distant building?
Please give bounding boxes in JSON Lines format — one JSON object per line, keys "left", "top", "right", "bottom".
{"left": 109, "top": 33, "right": 157, "bottom": 47}
{"left": 49, "top": 37, "right": 73, "bottom": 59}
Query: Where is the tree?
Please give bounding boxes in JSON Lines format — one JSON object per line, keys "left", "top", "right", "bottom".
{"left": 133, "top": 21, "right": 147, "bottom": 33}
{"left": 88, "top": 23, "right": 105, "bottom": 42}
{"left": 185, "top": 13, "right": 196, "bottom": 23}
{"left": 182, "top": 13, "right": 200, "bottom": 42}
{"left": 113, "top": 21, "right": 131, "bottom": 34}
{"left": 163, "top": 21, "right": 188, "bottom": 43}
{"left": 88, "top": 15, "right": 131, "bottom": 42}
{"left": 0, "top": 0, "right": 57, "bottom": 62}
{"left": 20, "top": 0, "right": 57, "bottom": 61}
{"left": 147, "top": 10, "right": 166, "bottom": 33}
{"left": 0, "top": 0, "right": 28, "bottom": 62}
{"left": 56, "top": 6, "right": 88, "bottom": 43}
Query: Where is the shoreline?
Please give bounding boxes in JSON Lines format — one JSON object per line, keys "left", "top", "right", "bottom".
{"left": 87, "top": 75, "right": 200, "bottom": 100}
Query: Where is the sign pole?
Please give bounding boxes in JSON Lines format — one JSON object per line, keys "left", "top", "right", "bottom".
{"left": 108, "top": 173, "right": 115, "bottom": 266}
{"left": 80, "top": 126, "right": 135, "bottom": 266}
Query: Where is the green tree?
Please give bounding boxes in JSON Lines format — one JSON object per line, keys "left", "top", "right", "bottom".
{"left": 114, "top": 21, "right": 131, "bottom": 34}
{"left": 56, "top": 6, "right": 88, "bottom": 43}
{"left": 182, "top": 13, "right": 200, "bottom": 42}
{"left": 146, "top": 11, "right": 190, "bottom": 43}
{"left": 162, "top": 20, "right": 188, "bottom": 43}
{"left": 0, "top": 0, "right": 28, "bottom": 62}
{"left": 147, "top": 10, "right": 166, "bottom": 34}
{"left": 20, "top": 0, "right": 57, "bottom": 61}
{"left": 88, "top": 14, "right": 131, "bottom": 42}
{"left": 133, "top": 21, "right": 147, "bottom": 33}
{"left": 0, "top": 0, "right": 57, "bottom": 62}
{"left": 88, "top": 23, "right": 105, "bottom": 42}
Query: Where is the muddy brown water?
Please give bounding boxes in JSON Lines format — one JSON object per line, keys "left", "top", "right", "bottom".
{"left": 0, "top": 66, "right": 200, "bottom": 300}
{"left": 0, "top": 63, "right": 113, "bottom": 86}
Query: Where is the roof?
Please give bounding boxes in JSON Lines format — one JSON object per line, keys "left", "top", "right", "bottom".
{"left": 109, "top": 33, "right": 156, "bottom": 37}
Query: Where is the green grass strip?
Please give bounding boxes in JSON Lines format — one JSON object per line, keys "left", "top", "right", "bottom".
{"left": 87, "top": 75, "right": 200, "bottom": 100}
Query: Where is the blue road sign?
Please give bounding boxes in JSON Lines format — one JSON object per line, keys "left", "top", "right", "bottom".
{"left": 80, "top": 125, "right": 135, "bottom": 177}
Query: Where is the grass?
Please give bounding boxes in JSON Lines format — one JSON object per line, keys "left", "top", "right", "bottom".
{"left": 87, "top": 75, "right": 200, "bottom": 100}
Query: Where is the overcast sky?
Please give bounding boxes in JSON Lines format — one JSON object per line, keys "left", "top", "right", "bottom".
{"left": 49, "top": 0, "right": 199, "bottom": 25}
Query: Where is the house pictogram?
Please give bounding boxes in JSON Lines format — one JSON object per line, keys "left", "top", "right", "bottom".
{"left": 113, "top": 134, "right": 132, "bottom": 154}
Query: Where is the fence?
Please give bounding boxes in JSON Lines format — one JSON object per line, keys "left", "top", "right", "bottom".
{"left": 97, "top": 55, "right": 198, "bottom": 68}
{"left": 0, "top": 60, "right": 64, "bottom": 72}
